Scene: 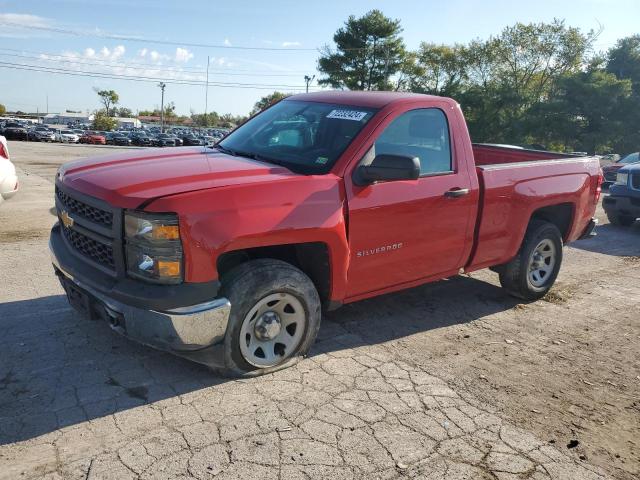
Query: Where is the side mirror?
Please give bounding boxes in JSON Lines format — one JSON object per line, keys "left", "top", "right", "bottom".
{"left": 354, "top": 154, "right": 421, "bottom": 185}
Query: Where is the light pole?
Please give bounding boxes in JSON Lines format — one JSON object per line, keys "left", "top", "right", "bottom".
{"left": 158, "top": 82, "right": 166, "bottom": 133}
{"left": 304, "top": 75, "right": 315, "bottom": 93}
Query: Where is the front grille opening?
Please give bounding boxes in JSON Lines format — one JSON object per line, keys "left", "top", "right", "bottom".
{"left": 56, "top": 187, "right": 113, "bottom": 228}
{"left": 62, "top": 227, "right": 115, "bottom": 270}
{"left": 631, "top": 174, "right": 640, "bottom": 190}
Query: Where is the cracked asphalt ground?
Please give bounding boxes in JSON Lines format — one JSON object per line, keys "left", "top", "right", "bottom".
{"left": 1, "top": 142, "right": 639, "bottom": 479}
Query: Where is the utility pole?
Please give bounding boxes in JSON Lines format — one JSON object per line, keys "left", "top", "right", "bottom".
{"left": 304, "top": 75, "right": 315, "bottom": 93}
{"left": 204, "top": 56, "right": 210, "bottom": 131}
{"left": 158, "top": 82, "right": 166, "bottom": 133}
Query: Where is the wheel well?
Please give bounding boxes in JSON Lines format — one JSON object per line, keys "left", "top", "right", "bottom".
{"left": 530, "top": 203, "right": 574, "bottom": 240}
{"left": 217, "top": 242, "right": 331, "bottom": 303}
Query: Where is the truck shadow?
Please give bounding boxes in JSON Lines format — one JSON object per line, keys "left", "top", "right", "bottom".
{"left": 0, "top": 274, "right": 519, "bottom": 445}
{"left": 571, "top": 222, "right": 640, "bottom": 257}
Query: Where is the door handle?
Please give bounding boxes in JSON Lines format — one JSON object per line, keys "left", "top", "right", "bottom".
{"left": 444, "top": 188, "right": 470, "bottom": 198}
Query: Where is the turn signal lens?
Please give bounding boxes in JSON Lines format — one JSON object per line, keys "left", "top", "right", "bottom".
{"left": 158, "top": 260, "right": 181, "bottom": 277}
{"left": 152, "top": 225, "right": 180, "bottom": 240}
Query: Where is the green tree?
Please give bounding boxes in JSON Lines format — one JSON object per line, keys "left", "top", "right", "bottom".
{"left": 115, "top": 107, "right": 133, "bottom": 118}
{"left": 251, "top": 92, "right": 290, "bottom": 115}
{"left": 424, "top": 20, "right": 595, "bottom": 145}
{"left": 607, "top": 35, "right": 640, "bottom": 94}
{"left": 138, "top": 102, "right": 176, "bottom": 118}
{"left": 92, "top": 110, "right": 117, "bottom": 131}
{"left": 409, "top": 43, "right": 468, "bottom": 97}
{"left": 318, "top": 10, "right": 407, "bottom": 90}
{"left": 0, "top": 103, "right": 5, "bottom": 115}
{"left": 527, "top": 65, "right": 632, "bottom": 153}
{"left": 94, "top": 89, "right": 119, "bottom": 117}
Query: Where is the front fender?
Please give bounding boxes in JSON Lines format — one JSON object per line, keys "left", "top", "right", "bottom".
{"left": 146, "top": 174, "right": 350, "bottom": 302}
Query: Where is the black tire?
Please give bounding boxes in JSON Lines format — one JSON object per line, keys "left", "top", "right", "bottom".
{"left": 220, "top": 259, "right": 321, "bottom": 376}
{"left": 499, "top": 220, "right": 563, "bottom": 300}
{"left": 607, "top": 213, "right": 635, "bottom": 227}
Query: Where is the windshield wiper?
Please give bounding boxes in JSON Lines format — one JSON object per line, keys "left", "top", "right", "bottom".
{"left": 213, "top": 145, "right": 291, "bottom": 169}
{"left": 213, "top": 144, "right": 237, "bottom": 156}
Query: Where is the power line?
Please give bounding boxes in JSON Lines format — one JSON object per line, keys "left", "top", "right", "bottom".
{"left": 0, "top": 51, "right": 315, "bottom": 78}
{"left": 0, "top": 60, "right": 319, "bottom": 91}
{"left": 0, "top": 47, "right": 317, "bottom": 75}
{"left": 0, "top": 21, "right": 320, "bottom": 52}
{"left": 0, "top": 21, "right": 372, "bottom": 53}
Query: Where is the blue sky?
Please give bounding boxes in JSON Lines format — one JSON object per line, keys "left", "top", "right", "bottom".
{"left": 0, "top": 0, "right": 638, "bottom": 116}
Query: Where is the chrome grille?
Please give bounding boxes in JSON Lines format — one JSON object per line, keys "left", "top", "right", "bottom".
{"left": 56, "top": 186, "right": 113, "bottom": 228}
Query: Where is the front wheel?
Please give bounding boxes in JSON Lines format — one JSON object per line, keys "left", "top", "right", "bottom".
{"left": 221, "top": 259, "right": 321, "bottom": 376}
{"left": 499, "top": 220, "right": 563, "bottom": 300}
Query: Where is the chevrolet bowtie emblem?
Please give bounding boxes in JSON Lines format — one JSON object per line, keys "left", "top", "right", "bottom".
{"left": 60, "top": 210, "right": 74, "bottom": 228}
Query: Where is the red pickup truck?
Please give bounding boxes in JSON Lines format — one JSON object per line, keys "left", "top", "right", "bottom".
{"left": 50, "top": 92, "right": 602, "bottom": 375}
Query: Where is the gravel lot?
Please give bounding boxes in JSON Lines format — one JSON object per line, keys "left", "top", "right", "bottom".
{"left": 1, "top": 141, "right": 638, "bottom": 480}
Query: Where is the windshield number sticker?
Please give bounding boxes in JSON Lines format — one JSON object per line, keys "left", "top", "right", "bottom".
{"left": 326, "top": 110, "right": 369, "bottom": 121}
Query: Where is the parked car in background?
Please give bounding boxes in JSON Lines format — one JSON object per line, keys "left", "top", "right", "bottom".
{"left": 55, "top": 130, "right": 80, "bottom": 143}
{"left": 602, "top": 152, "right": 639, "bottom": 184}
{"left": 152, "top": 133, "right": 177, "bottom": 147}
{"left": 130, "top": 133, "right": 152, "bottom": 146}
{"left": 28, "top": 128, "right": 56, "bottom": 142}
{"left": 600, "top": 153, "right": 620, "bottom": 164}
{"left": 0, "top": 135, "right": 18, "bottom": 205}
{"left": 2, "top": 122, "right": 29, "bottom": 141}
{"left": 79, "top": 132, "right": 106, "bottom": 145}
{"left": 110, "top": 134, "right": 133, "bottom": 146}
{"left": 603, "top": 162, "right": 640, "bottom": 226}
{"left": 182, "top": 134, "right": 204, "bottom": 146}
{"left": 202, "top": 136, "right": 217, "bottom": 147}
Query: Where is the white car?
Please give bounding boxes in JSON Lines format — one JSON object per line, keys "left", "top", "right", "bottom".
{"left": 0, "top": 135, "right": 18, "bottom": 205}
{"left": 54, "top": 129, "right": 80, "bottom": 143}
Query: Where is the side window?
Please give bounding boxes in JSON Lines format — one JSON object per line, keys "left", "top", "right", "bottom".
{"left": 375, "top": 108, "right": 452, "bottom": 175}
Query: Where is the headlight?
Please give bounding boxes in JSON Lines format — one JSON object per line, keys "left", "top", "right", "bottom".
{"left": 124, "top": 211, "right": 183, "bottom": 284}
{"left": 615, "top": 172, "right": 629, "bottom": 186}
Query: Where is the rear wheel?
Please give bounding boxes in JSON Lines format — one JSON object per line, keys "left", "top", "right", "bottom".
{"left": 499, "top": 220, "right": 563, "bottom": 300}
{"left": 607, "top": 212, "right": 635, "bottom": 227}
{"left": 221, "top": 259, "right": 321, "bottom": 376}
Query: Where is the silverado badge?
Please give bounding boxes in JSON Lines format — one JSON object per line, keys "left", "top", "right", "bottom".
{"left": 60, "top": 210, "right": 74, "bottom": 229}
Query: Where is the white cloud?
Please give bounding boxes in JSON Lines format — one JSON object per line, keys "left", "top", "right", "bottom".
{"left": 224, "top": 38, "right": 232, "bottom": 47}
{"left": 35, "top": 46, "right": 210, "bottom": 84}
{"left": 174, "top": 47, "right": 194, "bottom": 63}
{"left": 282, "top": 41, "right": 301, "bottom": 47}
{"left": 0, "top": 13, "right": 50, "bottom": 27}
{"left": 0, "top": 13, "right": 54, "bottom": 38}
{"left": 111, "top": 45, "right": 125, "bottom": 60}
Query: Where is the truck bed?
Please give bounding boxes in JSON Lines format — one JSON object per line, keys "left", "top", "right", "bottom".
{"left": 466, "top": 145, "right": 601, "bottom": 273}
{"left": 472, "top": 143, "right": 577, "bottom": 166}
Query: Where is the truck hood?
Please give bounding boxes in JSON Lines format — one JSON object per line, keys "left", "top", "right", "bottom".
{"left": 58, "top": 146, "right": 295, "bottom": 208}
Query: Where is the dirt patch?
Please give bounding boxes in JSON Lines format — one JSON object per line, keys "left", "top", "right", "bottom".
{"left": 0, "top": 229, "right": 49, "bottom": 243}
{"left": 543, "top": 283, "right": 577, "bottom": 304}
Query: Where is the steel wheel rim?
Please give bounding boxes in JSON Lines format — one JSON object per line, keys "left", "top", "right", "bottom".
{"left": 528, "top": 239, "right": 556, "bottom": 288}
{"left": 239, "top": 292, "right": 306, "bottom": 368}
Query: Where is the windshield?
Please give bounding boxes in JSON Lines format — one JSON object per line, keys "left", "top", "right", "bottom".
{"left": 218, "top": 100, "right": 377, "bottom": 174}
{"left": 620, "top": 152, "right": 639, "bottom": 164}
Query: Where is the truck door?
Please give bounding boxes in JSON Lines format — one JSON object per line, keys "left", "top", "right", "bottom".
{"left": 345, "top": 106, "right": 476, "bottom": 299}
